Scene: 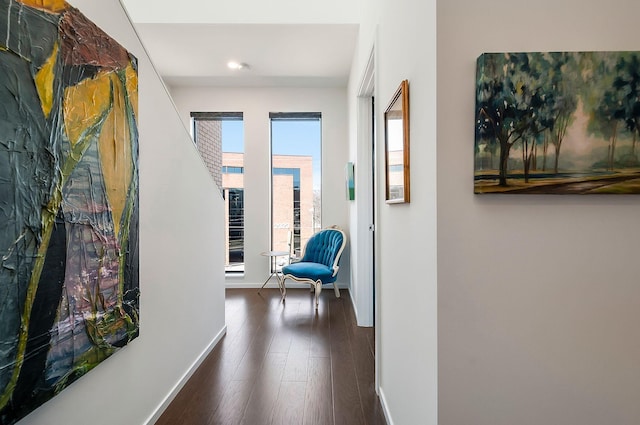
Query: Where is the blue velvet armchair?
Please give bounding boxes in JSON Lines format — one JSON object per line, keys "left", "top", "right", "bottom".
{"left": 281, "top": 226, "right": 346, "bottom": 309}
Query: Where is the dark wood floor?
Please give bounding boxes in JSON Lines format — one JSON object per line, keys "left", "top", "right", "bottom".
{"left": 155, "top": 288, "right": 387, "bottom": 425}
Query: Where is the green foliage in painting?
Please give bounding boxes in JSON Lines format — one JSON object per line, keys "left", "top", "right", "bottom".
{"left": 475, "top": 51, "right": 640, "bottom": 194}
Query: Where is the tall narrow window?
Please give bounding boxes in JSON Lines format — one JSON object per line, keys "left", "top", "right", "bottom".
{"left": 191, "top": 112, "right": 245, "bottom": 273}
{"left": 270, "top": 113, "right": 322, "bottom": 263}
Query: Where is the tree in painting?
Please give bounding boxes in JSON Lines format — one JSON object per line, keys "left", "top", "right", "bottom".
{"left": 475, "top": 50, "right": 640, "bottom": 194}
{"left": 0, "top": 1, "right": 139, "bottom": 424}
{"left": 613, "top": 55, "right": 640, "bottom": 164}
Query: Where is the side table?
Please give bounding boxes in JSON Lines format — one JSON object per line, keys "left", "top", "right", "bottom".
{"left": 258, "top": 251, "right": 290, "bottom": 297}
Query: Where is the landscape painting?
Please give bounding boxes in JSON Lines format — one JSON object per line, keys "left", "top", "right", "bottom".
{"left": 0, "top": 1, "right": 139, "bottom": 424}
{"left": 475, "top": 51, "right": 640, "bottom": 194}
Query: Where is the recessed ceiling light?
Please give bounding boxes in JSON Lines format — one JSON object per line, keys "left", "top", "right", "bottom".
{"left": 228, "top": 61, "right": 250, "bottom": 70}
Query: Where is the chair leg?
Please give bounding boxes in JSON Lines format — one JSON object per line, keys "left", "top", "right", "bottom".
{"left": 333, "top": 282, "right": 340, "bottom": 298}
{"left": 314, "top": 281, "right": 322, "bottom": 309}
{"left": 280, "top": 276, "right": 287, "bottom": 303}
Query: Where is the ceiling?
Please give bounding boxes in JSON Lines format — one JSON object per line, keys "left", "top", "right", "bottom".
{"left": 133, "top": 23, "right": 359, "bottom": 88}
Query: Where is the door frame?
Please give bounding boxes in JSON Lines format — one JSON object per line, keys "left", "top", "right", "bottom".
{"left": 354, "top": 46, "right": 376, "bottom": 328}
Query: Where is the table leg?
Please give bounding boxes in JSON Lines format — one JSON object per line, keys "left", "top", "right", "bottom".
{"left": 258, "top": 254, "right": 287, "bottom": 299}
{"left": 258, "top": 255, "right": 280, "bottom": 293}
{"left": 258, "top": 272, "right": 274, "bottom": 293}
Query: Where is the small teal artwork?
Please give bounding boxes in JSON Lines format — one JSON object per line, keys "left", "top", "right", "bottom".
{"left": 475, "top": 51, "right": 640, "bottom": 194}
{"left": 346, "top": 162, "right": 355, "bottom": 200}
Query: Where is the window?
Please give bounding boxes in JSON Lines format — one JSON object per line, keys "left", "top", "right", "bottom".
{"left": 191, "top": 112, "right": 245, "bottom": 273}
{"left": 226, "top": 188, "right": 244, "bottom": 269}
{"left": 270, "top": 113, "right": 322, "bottom": 262}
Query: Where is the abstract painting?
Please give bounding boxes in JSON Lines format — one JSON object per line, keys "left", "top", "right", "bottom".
{"left": 0, "top": 1, "right": 139, "bottom": 423}
{"left": 475, "top": 51, "right": 640, "bottom": 194}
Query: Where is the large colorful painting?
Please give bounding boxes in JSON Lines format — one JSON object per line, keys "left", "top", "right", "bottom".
{"left": 475, "top": 51, "right": 640, "bottom": 194}
{"left": 0, "top": 1, "right": 139, "bottom": 423}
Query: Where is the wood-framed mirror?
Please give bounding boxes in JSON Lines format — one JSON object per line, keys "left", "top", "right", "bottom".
{"left": 384, "top": 80, "right": 410, "bottom": 203}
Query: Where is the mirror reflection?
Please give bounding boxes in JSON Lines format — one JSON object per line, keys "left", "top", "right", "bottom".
{"left": 384, "top": 80, "right": 410, "bottom": 203}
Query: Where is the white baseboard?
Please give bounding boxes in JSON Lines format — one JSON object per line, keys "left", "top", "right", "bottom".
{"left": 225, "top": 281, "right": 349, "bottom": 289}
{"left": 379, "top": 387, "right": 395, "bottom": 425}
{"left": 143, "top": 325, "right": 227, "bottom": 425}
{"left": 348, "top": 286, "right": 360, "bottom": 318}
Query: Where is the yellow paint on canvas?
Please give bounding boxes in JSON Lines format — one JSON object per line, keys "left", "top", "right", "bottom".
{"left": 99, "top": 74, "right": 133, "bottom": 237}
{"left": 124, "top": 63, "right": 138, "bottom": 120}
{"left": 17, "top": 0, "right": 67, "bottom": 13}
{"left": 63, "top": 71, "right": 111, "bottom": 146}
{"left": 35, "top": 42, "right": 58, "bottom": 118}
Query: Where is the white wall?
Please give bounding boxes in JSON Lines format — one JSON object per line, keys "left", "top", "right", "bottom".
{"left": 169, "top": 86, "right": 351, "bottom": 289}
{"left": 348, "top": 0, "right": 438, "bottom": 423}
{"left": 18, "top": 1, "right": 226, "bottom": 424}
{"left": 438, "top": 1, "right": 640, "bottom": 425}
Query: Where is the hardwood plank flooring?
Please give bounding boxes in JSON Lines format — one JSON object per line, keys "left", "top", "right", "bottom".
{"left": 155, "top": 288, "right": 387, "bottom": 425}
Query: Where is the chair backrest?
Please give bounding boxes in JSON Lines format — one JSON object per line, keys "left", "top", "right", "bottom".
{"left": 301, "top": 227, "right": 346, "bottom": 272}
